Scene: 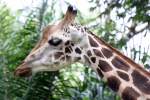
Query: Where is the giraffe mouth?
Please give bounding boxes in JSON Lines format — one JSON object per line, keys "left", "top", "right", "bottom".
{"left": 14, "top": 63, "right": 32, "bottom": 77}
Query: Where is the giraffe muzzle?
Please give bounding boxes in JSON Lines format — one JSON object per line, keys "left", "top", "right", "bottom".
{"left": 14, "top": 63, "right": 32, "bottom": 77}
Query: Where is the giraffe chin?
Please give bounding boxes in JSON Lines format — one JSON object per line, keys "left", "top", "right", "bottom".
{"left": 14, "top": 64, "right": 32, "bottom": 77}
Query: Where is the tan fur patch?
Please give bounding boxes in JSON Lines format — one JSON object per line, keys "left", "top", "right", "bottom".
{"left": 30, "top": 25, "right": 55, "bottom": 53}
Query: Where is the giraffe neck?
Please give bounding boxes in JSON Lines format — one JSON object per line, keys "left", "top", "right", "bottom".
{"left": 82, "top": 31, "right": 150, "bottom": 100}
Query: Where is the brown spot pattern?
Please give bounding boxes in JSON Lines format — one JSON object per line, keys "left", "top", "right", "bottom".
{"left": 65, "top": 47, "right": 71, "bottom": 53}
{"left": 88, "top": 36, "right": 99, "bottom": 47}
{"left": 71, "top": 43, "right": 74, "bottom": 46}
{"left": 84, "top": 55, "right": 91, "bottom": 65}
{"left": 68, "top": 46, "right": 73, "bottom": 51}
{"left": 66, "top": 55, "right": 71, "bottom": 60}
{"left": 117, "top": 71, "right": 129, "bottom": 81}
{"left": 54, "top": 52, "right": 64, "bottom": 59}
{"left": 101, "top": 48, "right": 113, "bottom": 58}
{"left": 65, "top": 41, "right": 70, "bottom": 45}
{"left": 90, "top": 57, "right": 96, "bottom": 63}
{"left": 107, "top": 76, "right": 121, "bottom": 92}
{"left": 122, "top": 87, "right": 140, "bottom": 100}
{"left": 87, "top": 50, "right": 92, "bottom": 56}
{"left": 98, "top": 60, "right": 112, "bottom": 72}
{"left": 93, "top": 49, "right": 103, "bottom": 57}
{"left": 75, "top": 47, "right": 82, "bottom": 54}
{"left": 112, "top": 57, "right": 129, "bottom": 71}
{"left": 131, "top": 70, "right": 150, "bottom": 94}
{"left": 97, "top": 68, "right": 104, "bottom": 78}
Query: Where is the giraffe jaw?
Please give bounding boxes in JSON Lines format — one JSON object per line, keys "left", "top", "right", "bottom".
{"left": 14, "top": 63, "right": 32, "bottom": 77}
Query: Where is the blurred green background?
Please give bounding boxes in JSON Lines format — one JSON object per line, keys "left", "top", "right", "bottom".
{"left": 0, "top": 0, "right": 150, "bottom": 100}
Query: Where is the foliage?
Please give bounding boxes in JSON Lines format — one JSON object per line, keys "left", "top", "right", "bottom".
{"left": 0, "top": 2, "right": 58, "bottom": 100}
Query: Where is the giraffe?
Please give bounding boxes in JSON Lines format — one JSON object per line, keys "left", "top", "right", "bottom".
{"left": 14, "top": 5, "right": 150, "bottom": 100}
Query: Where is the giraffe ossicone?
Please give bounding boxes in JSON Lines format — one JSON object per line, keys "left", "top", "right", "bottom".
{"left": 14, "top": 5, "right": 150, "bottom": 100}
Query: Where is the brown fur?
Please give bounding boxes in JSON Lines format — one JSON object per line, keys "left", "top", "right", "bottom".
{"left": 98, "top": 60, "right": 112, "bottom": 72}
{"left": 122, "top": 87, "right": 140, "bottom": 100}
{"left": 30, "top": 25, "right": 55, "bottom": 53}
{"left": 107, "top": 76, "right": 121, "bottom": 92}
{"left": 117, "top": 71, "right": 130, "bottom": 81}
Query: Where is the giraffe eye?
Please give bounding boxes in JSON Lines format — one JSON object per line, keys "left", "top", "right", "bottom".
{"left": 48, "top": 38, "right": 62, "bottom": 46}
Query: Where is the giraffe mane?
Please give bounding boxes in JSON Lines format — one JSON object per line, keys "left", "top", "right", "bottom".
{"left": 89, "top": 31, "right": 150, "bottom": 77}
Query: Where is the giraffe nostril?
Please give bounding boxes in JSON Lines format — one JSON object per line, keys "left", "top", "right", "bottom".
{"left": 14, "top": 63, "right": 32, "bottom": 77}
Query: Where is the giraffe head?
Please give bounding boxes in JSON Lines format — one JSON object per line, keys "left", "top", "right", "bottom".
{"left": 14, "top": 5, "right": 89, "bottom": 77}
